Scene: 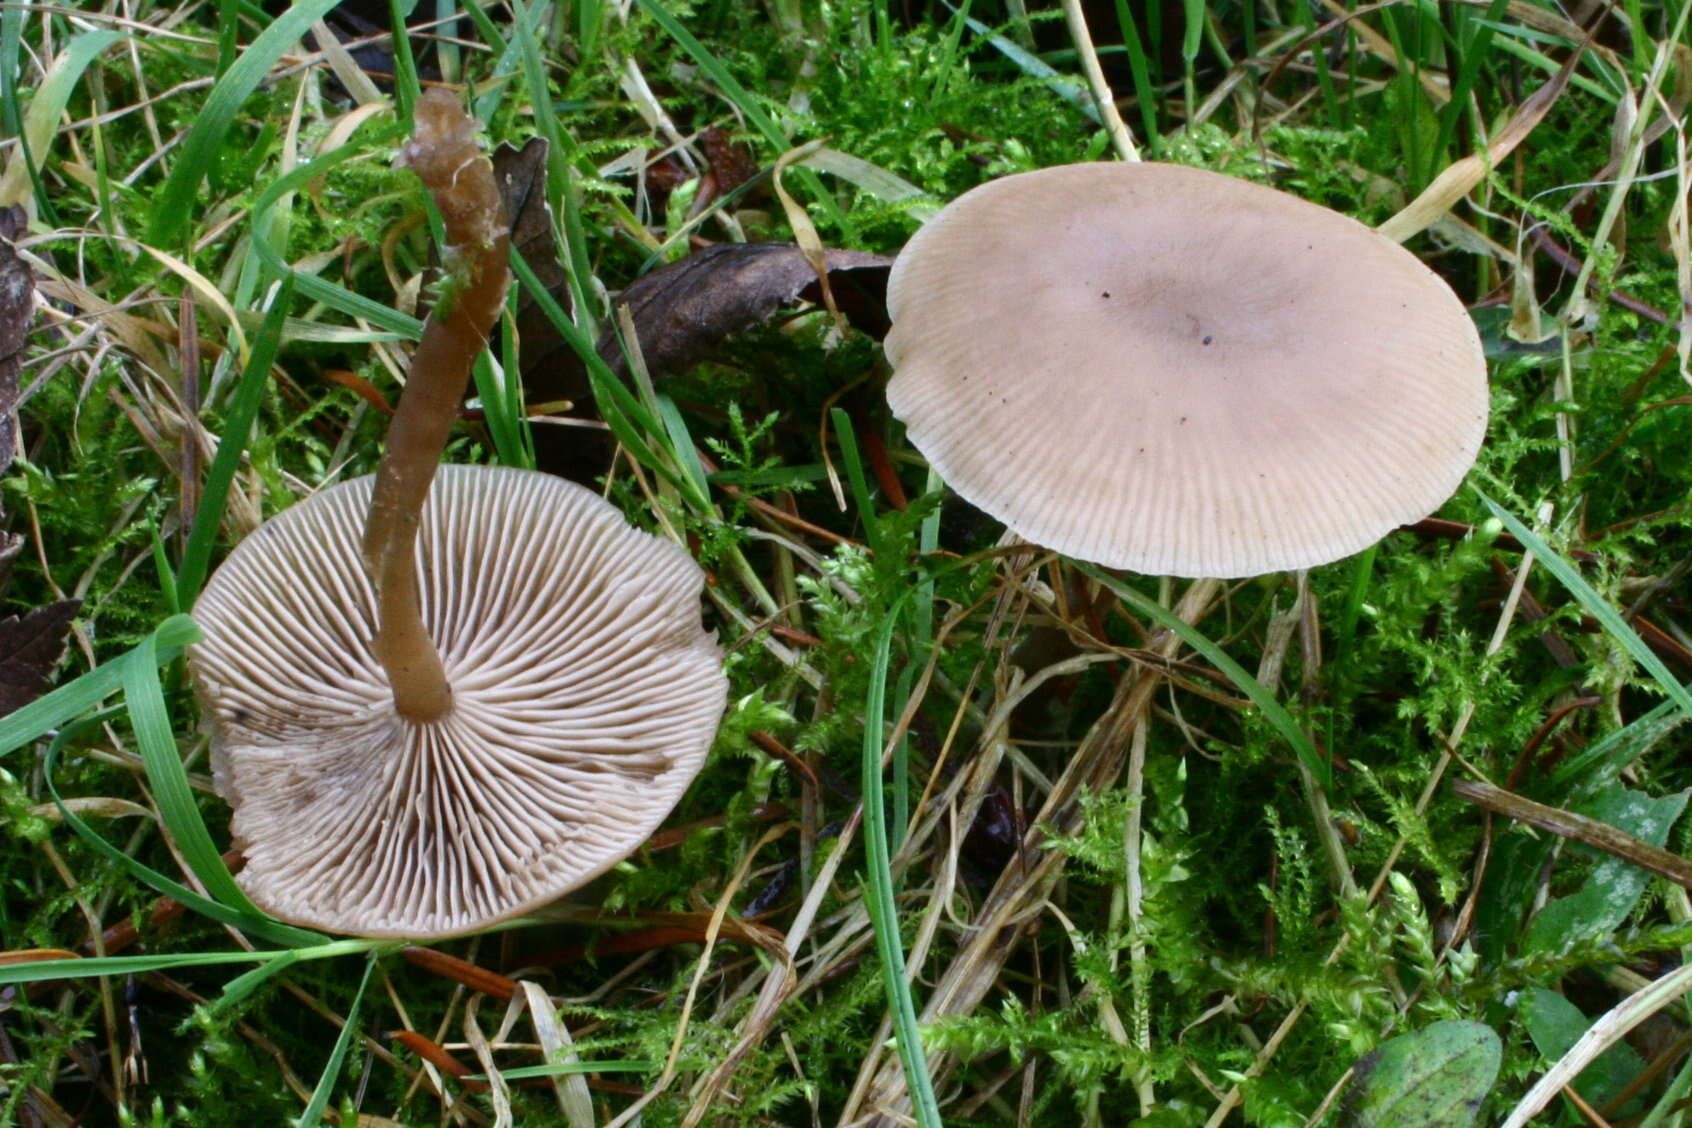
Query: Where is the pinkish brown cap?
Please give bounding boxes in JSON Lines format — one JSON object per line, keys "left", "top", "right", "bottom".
{"left": 189, "top": 465, "right": 727, "bottom": 939}
{"left": 885, "top": 162, "right": 1489, "bottom": 578}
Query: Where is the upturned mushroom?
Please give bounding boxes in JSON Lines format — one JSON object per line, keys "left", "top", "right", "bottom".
{"left": 884, "top": 161, "right": 1489, "bottom": 578}
{"left": 188, "top": 91, "right": 727, "bottom": 938}
{"left": 191, "top": 465, "right": 726, "bottom": 937}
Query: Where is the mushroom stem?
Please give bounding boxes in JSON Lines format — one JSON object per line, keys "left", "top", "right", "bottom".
{"left": 364, "top": 89, "right": 511, "bottom": 722}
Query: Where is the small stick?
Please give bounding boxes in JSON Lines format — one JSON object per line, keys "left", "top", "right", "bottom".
{"left": 1451, "top": 779, "right": 1692, "bottom": 889}
{"left": 363, "top": 90, "right": 511, "bottom": 721}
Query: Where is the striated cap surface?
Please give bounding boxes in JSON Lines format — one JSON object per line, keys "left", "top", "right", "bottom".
{"left": 190, "top": 464, "right": 727, "bottom": 939}
{"left": 885, "top": 162, "right": 1489, "bottom": 578}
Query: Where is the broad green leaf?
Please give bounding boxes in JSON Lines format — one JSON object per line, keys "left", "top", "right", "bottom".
{"left": 1521, "top": 987, "right": 1647, "bottom": 1111}
{"left": 1342, "top": 1021, "right": 1501, "bottom": 1128}
{"left": 1523, "top": 785, "right": 1688, "bottom": 955}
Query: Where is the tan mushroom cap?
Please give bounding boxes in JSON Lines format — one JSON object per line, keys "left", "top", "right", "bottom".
{"left": 885, "top": 162, "right": 1489, "bottom": 578}
{"left": 189, "top": 465, "right": 727, "bottom": 939}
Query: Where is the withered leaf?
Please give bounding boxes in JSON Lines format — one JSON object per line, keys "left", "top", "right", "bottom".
{"left": 492, "top": 135, "right": 894, "bottom": 483}
{"left": 0, "top": 202, "right": 35, "bottom": 477}
{"left": 0, "top": 599, "right": 80, "bottom": 718}
{"left": 596, "top": 242, "right": 893, "bottom": 381}
{"left": 493, "top": 137, "right": 576, "bottom": 391}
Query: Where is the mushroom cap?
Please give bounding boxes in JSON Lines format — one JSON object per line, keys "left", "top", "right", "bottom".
{"left": 885, "top": 162, "right": 1489, "bottom": 578}
{"left": 189, "top": 465, "right": 727, "bottom": 939}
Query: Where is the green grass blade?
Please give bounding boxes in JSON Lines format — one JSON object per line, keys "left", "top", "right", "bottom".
{"left": 0, "top": 617, "right": 200, "bottom": 758}
{"left": 147, "top": 0, "right": 343, "bottom": 250}
{"left": 387, "top": 0, "right": 421, "bottom": 128}
{"left": 151, "top": 524, "right": 181, "bottom": 615}
{"left": 298, "top": 955, "right": 378, "bottom": 1128}
{"left": 1548, "top": 697, "right": 1686, "bottom": 790}
{"left": 474, "top": 1060, "right": 653, "bottom": 1080}
{"left": 1112, "top": 0, "right": 1161, "bottom": 152}
{"left": 829, "top": 407, "right": 885, "bottom": 562}
{"left": 657, "top": 394, "right": 711, "bottom": 502}
{"left": 953, "top": 7, "right": 1099, "bottom": 124}
{"left": 1432, "top": 0, "right": 1511, "bottom": 163}
{"left": 210, "top": 950, "right": 304, "bottom": 1013}
{"left": 14, "top": 30, "right": 124, "bottom": 227}
{"left": 43, "top": 722, "right": 325, "bottom": 948}
{"left": 472, "top": 333, "right": 532, "bottom": 468}
{"left": 928, "top": 0, "right": 974, "bottom": 103}
{"left": 121, "top": 618, "right": 258, "bottom": 916}
{"left": 510, "top": 0, "right": 599, "bottom": 335}
{"left": 175, "top": 277, "right": 293, "bottom": 607}
{"left": 633, "top": 0, "right": 852, "bottom": 238}
{"left": 1475, "top": 488, "right": 1692, "bottom": 717}
{"left": 1078, "top": 564, "right": 1333, "bottom": 788}
{"left": 0, "top": 939, "right": 381, "bottom": 987}
{"left": 509, "top": 249, "right": 708, "bottom": 509}
{"left": 861, "top": 598, "right": 944, "bottom": 1128}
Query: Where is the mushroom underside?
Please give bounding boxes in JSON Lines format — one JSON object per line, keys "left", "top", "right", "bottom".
{"left": 191, "top": 465, "right": 727, "bottom": 938}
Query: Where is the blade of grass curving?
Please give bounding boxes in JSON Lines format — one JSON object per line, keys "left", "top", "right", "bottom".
{"left": 460, "top": 0, "right": 524, "bottom": 125}
{"left": 1332, "top": 543, "right": 1377, "bottom": 669}
{"left": 1077, "top": 564, "right": 1332, "bottom": 788}
{"left": 829, "top": 407, "right": 885, "bottom": 562}
{"left": 471, "top": 311, "right": 532, "bottom": 468}
{"left": 298, "top": 954, "right": 378, "bottom": 1128}
{"left": 0, "top": 940, "right": 381, "bottom": 987}
{"left": 509, "top": 248, "right": 706, "bottom": 508}
{"left": 175, "top": 277, "right": 293, "bottom": 607}
{"left": 152, "top": 524, "right": 181, "bottom": 615}
{"left": 1501, "top": 962, "right": 1692, "bottom": 1128}
{"left": 1180, "top": 0, "right": 1203, "bottom": 104}
{"left": 1549, "top": 696, "right": 1685, "bottom": 789}
{"left": 1475, "top": 488, "right": 1692, "bottom": 717}
{"left": 210, "top": 950, "right": 304, "bottom": 1013}
{"left": 928, "top": 0, "right": 974, "bottom": 103}
{"left": 1432, "top": 0, "right": 1511, "bottom": 164}
{"left": 387, "top": 0, "right": 421, "bottom": 129}
{"left": 861, "top": 596, "right": 943, "bottom": 1128}
{"left": 951, "top": 6, "right": 1100, "bottom": 123}
{"left": 0, "top": 1, "right": 26, "bottom": 176}
{"left": 249, "top": 138, "right": 419, "bottom": 335}
{"left": 147, "top": 0, "right": 343, "bottom": 250}
{"left": 657, "top": 394, "right": 711, "bottom": 502}
{"left": 890, "top": 663, "right": 916, "bottom": 853}
{"left": 577, "top": 0, "right": 605, "bottom": 67}
{"left": 216, "top": 0, "right": 240, "bottom": 76}
{"left": 0, "top": 616, "right": 200, "bottom": 759}
{"left": 1112, "top": 0, "right": 1161, "bottom": 152}
{"left": 475, "top": 1060, "right": 653, "bottom": 1081}
{"left": 631, "top": 0, "right": 785, "bottom": 152}
{"left": 7, "top": 29, "right": 124, "bottom": 226}
{"left": 509, "top": 0, "right": 598, "bottom": 335}
{"left": 123, "top": 621, "right": 260, "bottom": 916}
{"left": 41, "top": 707, "right": 324, "bottom": 948}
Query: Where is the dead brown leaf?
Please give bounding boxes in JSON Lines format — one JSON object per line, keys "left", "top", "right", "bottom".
{"left": 492, "top": 136, "right": 892, "bottom": 483}
{"left": 0, "top": 600, "right": 80, "bottom": 717}
{"left": 0, "top": 204, "right": 33, "bottom": 576}
{"left": 598, "top": 242, "right": 892, "bottom": 381}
